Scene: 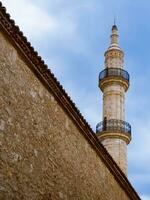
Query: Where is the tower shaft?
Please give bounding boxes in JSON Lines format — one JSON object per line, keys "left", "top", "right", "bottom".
{"left": 96, "top": 25, "right": 131, "bottom": 175}
{"left": 103, "top": 84, "right": 125, "bottom": 120}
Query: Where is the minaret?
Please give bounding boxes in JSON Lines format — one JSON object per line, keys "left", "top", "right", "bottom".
{"left": 96, "top": 24, "right": 131, "bottom": 175}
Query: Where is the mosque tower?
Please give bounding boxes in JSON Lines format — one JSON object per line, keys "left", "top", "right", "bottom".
{"left": 96, "top": 23, "right": 131, "bottom": 175}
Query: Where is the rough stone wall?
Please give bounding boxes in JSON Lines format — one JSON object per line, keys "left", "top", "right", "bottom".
{"left": 0, "top": 31, "right": 131, "bottom": 200}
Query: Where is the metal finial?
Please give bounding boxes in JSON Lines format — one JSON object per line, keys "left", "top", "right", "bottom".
{"left": 114, "top": 15, "right": 116, "bottom": 25}
{"left": 112, "top": 15, "right": 118, "bottom": 31}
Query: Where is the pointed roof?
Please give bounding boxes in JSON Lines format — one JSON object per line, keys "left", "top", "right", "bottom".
{"left": 106, "top": 23, "right": 123, "bottom": 53}
{"left": 112, "top": 16, "right": 118, "bottom": 30}
{"left": 112, "top": 24, "right": 118, "bottom": 31}
{"left": 0, "top": 2, "right": 140, "bottom": 200}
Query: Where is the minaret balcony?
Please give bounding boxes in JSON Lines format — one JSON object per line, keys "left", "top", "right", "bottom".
{"left": 99, "top": 68, "right": 130, "bottom": 91}
{"left": 96, "top": 119, "right": 131, "bottom": 144}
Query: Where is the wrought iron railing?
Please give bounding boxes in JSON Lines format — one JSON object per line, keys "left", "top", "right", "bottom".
{"left": 99, "top": 68, "right": 130, "bottom": 82}
{"left": 96, "top": 119, "right": 131, "bottom": 134}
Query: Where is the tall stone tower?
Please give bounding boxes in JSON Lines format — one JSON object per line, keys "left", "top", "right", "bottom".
{"left": 96, "top": 24, "right": 131, "bottom": 175}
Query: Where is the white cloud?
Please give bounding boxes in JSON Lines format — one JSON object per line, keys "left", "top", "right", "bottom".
{"left": 2, "top": 0, "right": 77, "bottom": 40}
{"left": 141, "top": 195, "right": 150, "bottom": 200}
{"left": 3, "top": 0, "right": 58, "bottom": 38}
{"left": 3, "top": 0, "right": 95, "bottom": 59}
{"left": 2, "top": 0, "right": 108, "bottom": 56}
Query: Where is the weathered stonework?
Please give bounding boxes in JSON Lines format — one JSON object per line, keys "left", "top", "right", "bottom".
{"left": 0, "top": 3, "right": 140, "bottom": 200}
{"left": 103, "top": 84, "right": 125, "bottom": 120}
{"left": 100, "top": 138, "right": 127, "bottom": 174}
{"left": 0, "top": 30, "right": 133, "bottom": 200}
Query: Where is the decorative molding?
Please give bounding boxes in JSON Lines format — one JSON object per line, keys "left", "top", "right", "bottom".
{"left": 97, "top": 132, "right": 131, "bottom": 144}
{"left": 105, "top": 48, "right": 124, "bottom": 58}
{"left": 99, "top": 77, "right": 129, "bottom": 92}
{"left": 103, "top": 91, "right": 124, "bottom": 97}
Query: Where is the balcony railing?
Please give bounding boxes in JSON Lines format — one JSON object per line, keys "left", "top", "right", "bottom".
{"left": 96, "top": 119, "right": 131, "bottom": 134}
{"left": 99, "top": 68, "right": 130, "bottom": 82}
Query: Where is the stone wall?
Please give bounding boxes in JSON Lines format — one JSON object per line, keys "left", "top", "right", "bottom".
{"left": 0, "top": 30, "right": 131, "bottom": 200}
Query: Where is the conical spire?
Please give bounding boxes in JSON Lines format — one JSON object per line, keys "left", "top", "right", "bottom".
{"left": 110, "top": 23, "right": 119, "bottom": 46}
{"left": 104, "top": 23, "right": 123, "bottom": 68}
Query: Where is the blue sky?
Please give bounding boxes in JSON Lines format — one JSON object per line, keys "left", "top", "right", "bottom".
{"left": 2, "top": 0, "right": 150, "bottom": 199}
